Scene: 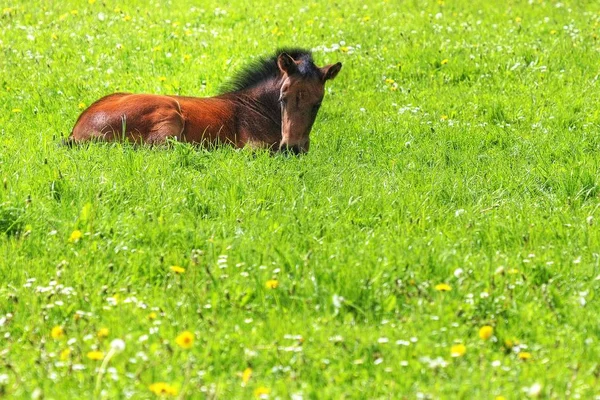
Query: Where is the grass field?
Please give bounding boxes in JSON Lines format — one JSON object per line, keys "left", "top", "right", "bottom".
{"left": 2, "top": 0, "right": 600, "bottom": 398}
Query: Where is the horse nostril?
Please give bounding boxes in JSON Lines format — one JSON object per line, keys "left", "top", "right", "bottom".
{"left": 279, "top": 144, "right": 302, "bottom": 155}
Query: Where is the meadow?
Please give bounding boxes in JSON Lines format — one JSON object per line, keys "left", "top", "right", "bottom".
{"left": 1, "top": 0, "right": 600, "bottom": 398}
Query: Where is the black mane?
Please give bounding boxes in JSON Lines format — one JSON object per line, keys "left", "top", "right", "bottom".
{"left": 220, "top": 48, "right": 319, "bottom": 93}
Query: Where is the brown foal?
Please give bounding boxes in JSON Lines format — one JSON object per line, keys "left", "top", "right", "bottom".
{"left": 69, "top": 49, "right": 342, "bottom": 154}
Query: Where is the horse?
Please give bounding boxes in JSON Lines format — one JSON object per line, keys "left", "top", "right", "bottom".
{"left": 68, "top": 49, "right": 342, "bottom": 154}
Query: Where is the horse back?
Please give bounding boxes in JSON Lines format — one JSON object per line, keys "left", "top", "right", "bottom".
{"left": 70, "top": 93, "right": 239, "bottom": 146}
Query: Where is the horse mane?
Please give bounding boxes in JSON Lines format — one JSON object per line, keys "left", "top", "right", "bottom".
{"left": 220, "top": 48, "right": 319, "bottom": 93}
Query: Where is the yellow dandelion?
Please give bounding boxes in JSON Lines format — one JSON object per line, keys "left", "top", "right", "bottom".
{"left": 97, "top": 328, "right": 109, "bottom": 339}
{"left": 271, "top": 26, "right": 280, "bottom": 35}
{"left": 242, "top": 367, "right": 252, "bottom": 385}
{"left": 385, "top": 78, "right": 395, "bottom": 85}
{"left": 148, "top": 311, "right": 158, "bottom": 320}
{"left": 435, "top": 283, "right": 451, "bottom": 291}
{"left": 265, "top": 279, "right": 279, "bottom": 289}
{"left": 550, "top": 29, "right": 557, "bottom": 35}
{"left": 518, "top": 352, "right": 532, "bottom": 361}
{"left": 159, "top": 76, "right": 167, "bottom": 82}
{"left": 175, "top": 331, "right": 194, "bottom": 349}
{"left": 507, "top": 268, "right": 520, "bottom": 275}
{"left": 12, "top": 108, "right": 22, "bottom": 113}
{"left": 88, "top": 0, "right": 96, "bottom": 4}
{"left": 169, "top": 265, "right": 185, "bottom": 274}
{"left": 51, "top": 33, "right": 58, "bottom": 40}
{"left": 69, "top": 229, "right": 83, "bottom": 243}
{"left": 78, "top": 102, "right": 86, "bottom": 110}
{"left": 254, "top": 386, "right": 271, "bottom": 398}
{"left": 441, "top": 59, "right": 449, "bottom": 65}
{"left": 183, "top": 54, "right": 191, "bottom": 61}
{"left": 362, "top": 16, "right": 371, "bottom": 22}
{"left": 51, "top": 326, "right": 65, "bottom": 339}
{"left": 70, "top": 10, "right": 78, "bottom": 15}
{"left": 440, "top": 115, "right": 448, "bottom": 121}
{"left": 515, "top": 17, "right": 522, "bottom": 24}
{"left": 60, "top": 348, "right": 71, "bottom": 360}
{"left": 479, "top": 325, "right": 493, "bottom": 340}
{"left": 123, "top": 15, "right": 131, "bottom": 21}
{"left": 495, "top": 396, "right": 506, "bottom": 400}
{"left": 149, "top": 382, "right": 178, "bottom": 396}
{"left": 86, "top": 350, "right": 104, "bottom": 360}
{"left": 450, "top": 343, "right": 466, "bottom": 357}
{"left": 340, "top": 46, "right": 349, "bottom": 53}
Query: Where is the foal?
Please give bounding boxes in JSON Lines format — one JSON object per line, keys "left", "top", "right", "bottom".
{"left": 69, "top": 49, "right": 342, "bottom": 154}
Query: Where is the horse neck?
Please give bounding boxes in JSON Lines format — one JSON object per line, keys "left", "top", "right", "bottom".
{"left": 226, "top": 78, "right": 282, "bottom": 146}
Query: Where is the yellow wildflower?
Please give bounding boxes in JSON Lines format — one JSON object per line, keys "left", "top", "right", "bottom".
{"left": 441, "top": 59, "right": 449, "bottom": 65}
{"left": 51, "top": 326, "right": 65, "bottom": 339}
{"left": 265, "top": 279, "right": 279, "bottom": 289}
{"left": 123, "top": 15, "right": 131, "bottom": 21}
{"left": 495, "top": 397, "right": 506, "bottom": 400}
{"left": 88, "top": 0, "right": 96, "bottom": 4}
{"left": 12, "top": 108, "right": 22, "bottom": 113}
{"left": 340, "top": 46, "right": 349, "bottom": 53}
{"left": 60, "top": 348, "right": 71, "bottom": 360}
{"left": 159, "top": 76, "right": 167, "bottom": 82}
{"left": 78, "top": 102, "right": 86, "bottom": 109}
{"left": 70, "top": 10, "right": 78, "bottom": 15}
{"left": 385, "top": 78, "right": 395, "bottom": 85}
{"left": 479, "top": 325, "right": 493, "bottom": 340}
{"left": 450, "top": 343, "right": 466, "bottom": 357}
{"left": 183, "top": 54, "right": 191, "bottom": 61}
{"left": 149, "top": 382, "right": 178, "bottom": 396}
{"left": 170, "top": 265, "right": 185, "bottom": 274}
{"left": 69, "top": 229, "right": 83, "bottom": 243}
{"left": 97, "top": 328, "right": 109, "bottom": 339}
{"left": 550, "top": 30, "right": 557, "bottom": 35}
{"left": 175, "top": 331, "right": 194, "bottom": 349}
{"left": 148, "top": 311, "right": 158, "bottom": 320}
{"left": 86, "top": 350, "right": 104, "bottom": 360}
{"left": 362, "top": 16, "right": 371, "bottom": 22}
{"left": 440, "top": 115, "right": 448, "bottom": 121}
{"left": 254, "top": 386, "right": 271, "bottom": 398}
{"left": 242, "top": 367, "right": 252, "bottom": 385}
{"left": 518, "top": 352, "right": 532, "bottom": 361}
{"left": 435, "top": 283, "right": 451, "bottom": 291}
{"left": 515, "top": 17, "right": 522, "bottom": 24}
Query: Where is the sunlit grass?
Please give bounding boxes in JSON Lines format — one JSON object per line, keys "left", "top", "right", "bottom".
{"left": 1, "top": 0, "right": 600, "bottom": 398}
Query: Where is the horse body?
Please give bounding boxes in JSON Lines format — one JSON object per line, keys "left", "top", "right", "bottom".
{"left": 69, "top": 49, "right": 341, "bottom": 153}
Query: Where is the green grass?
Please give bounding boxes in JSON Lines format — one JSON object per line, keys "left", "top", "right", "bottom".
{"left": 2, "top": 0, "right": 600, "bottom": 398}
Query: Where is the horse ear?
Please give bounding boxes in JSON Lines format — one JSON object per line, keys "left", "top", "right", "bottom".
{"left": 322, "top": 62, "right": 342, "bottom": 82}
{"left": 277, "top": 53, "right": 297, "bottom": 75}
